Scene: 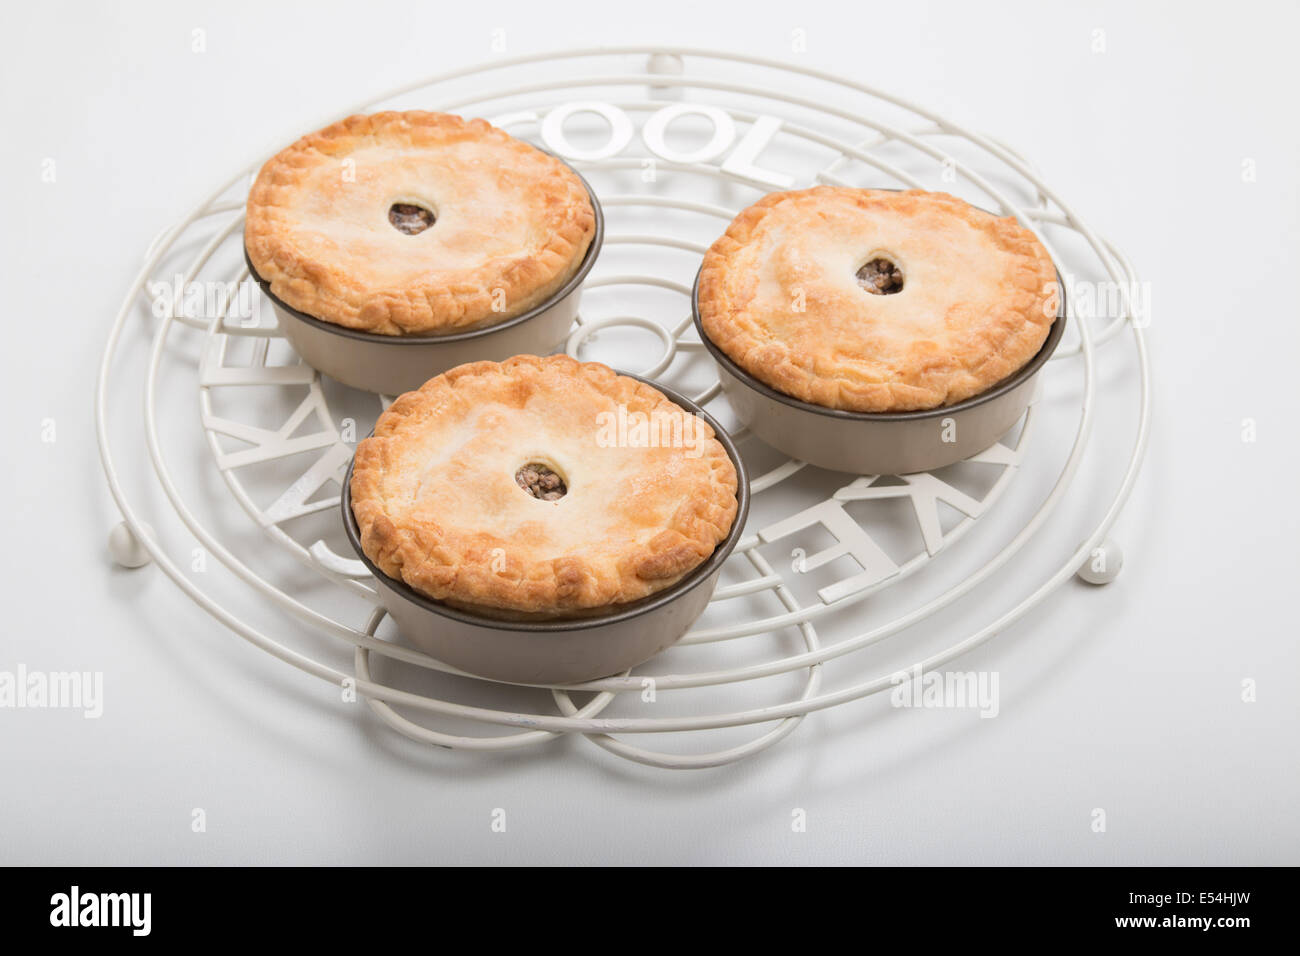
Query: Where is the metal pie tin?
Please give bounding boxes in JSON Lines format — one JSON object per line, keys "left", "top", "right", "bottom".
{"left": 691, "top": 269, "right": 1067, "bottom": 475}
{"left": 244, "top": 168, "right": 604, "bottom": 396}
{"left": 340, "top": 373, "right": 749, "bottom": 686}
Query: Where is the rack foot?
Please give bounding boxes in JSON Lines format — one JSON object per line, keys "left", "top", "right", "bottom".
{"left": 108, "top": 521, "right": 154, "bottom": 569}
{"left": 1077, "top": 538, "right": 1123, "bottom": 585}
{"left": 647, "top": 53, "right": 684, "bottom": 98}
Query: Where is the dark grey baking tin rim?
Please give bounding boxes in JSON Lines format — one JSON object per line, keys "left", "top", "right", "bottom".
{"left": 689, "top": 267, "right": 1068, "bottom": 424}
{"left": 243, "top": 164, "right": 605, "bottom": 345}
{"left": 340, "top": 373, "right": 750, "bottom": 634}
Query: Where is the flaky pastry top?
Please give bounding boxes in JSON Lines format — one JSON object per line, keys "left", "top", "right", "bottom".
{"left": 246, "top": 111, "right": 596, "bottom": 335}
{"left": 349, "top": 355, "right": 739, "bottom": 617}
{"left": 697, "top": 187, "right": 1059, "bottom": 412}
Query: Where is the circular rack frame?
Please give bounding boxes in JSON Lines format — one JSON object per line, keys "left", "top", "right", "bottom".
{"left": 96, "top": 48, "right": 1150, "bottom": 769}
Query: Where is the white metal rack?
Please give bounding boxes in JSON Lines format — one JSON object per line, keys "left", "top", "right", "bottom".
{"left": 96, "top": 48, "right": 1150, "bottom": 769}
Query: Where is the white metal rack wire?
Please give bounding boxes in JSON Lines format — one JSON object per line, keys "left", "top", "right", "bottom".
{"left": 96, "top": 48, "right": 1150, "bottom": 769}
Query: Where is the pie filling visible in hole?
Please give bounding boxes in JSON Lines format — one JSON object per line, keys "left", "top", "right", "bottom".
{"left": 856, "top": 256, "right": 903, "bottom": 295}
{"left": 388, "top": 202, "right": 436, "bottom": 235}
{"left": 515, "top": 462, "right": 567, "bottom": 501}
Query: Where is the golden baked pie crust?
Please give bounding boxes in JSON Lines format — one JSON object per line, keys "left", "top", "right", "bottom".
{"left": 245, "top": 111, "right": 596, "bottom": 336}
{"left": 349, "top": 355, "right": 739, "bottom": 617}
{"left": 697, "top": 187, "right": 1059, "bottom": 412}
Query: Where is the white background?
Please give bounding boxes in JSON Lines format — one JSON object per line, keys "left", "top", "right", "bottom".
{"left": 2, "top": 0, "right": 1297, "bottom": 865}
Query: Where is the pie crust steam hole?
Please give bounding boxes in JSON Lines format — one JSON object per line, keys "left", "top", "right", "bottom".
{"left": 388, "top": 202, "right": 436, "bottom": 236}
{"left": 856, "top": 256, "right": 903, "bottom": 295}
{"left": 515, "top": 462, "right": 568, "bottom": 501}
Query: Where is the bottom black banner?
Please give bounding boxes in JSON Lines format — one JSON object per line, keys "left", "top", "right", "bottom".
{"left": 4, "top": 865, "right": 1281, "bottom": 941}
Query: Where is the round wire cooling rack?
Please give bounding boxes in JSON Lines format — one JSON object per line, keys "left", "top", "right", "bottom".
{"left": 96, "top": 47, "right": 1151, "bottom": 769}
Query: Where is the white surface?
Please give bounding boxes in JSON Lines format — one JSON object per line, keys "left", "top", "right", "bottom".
{"left": 2, "top": 0, "right": 1297, "bottom": 865}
